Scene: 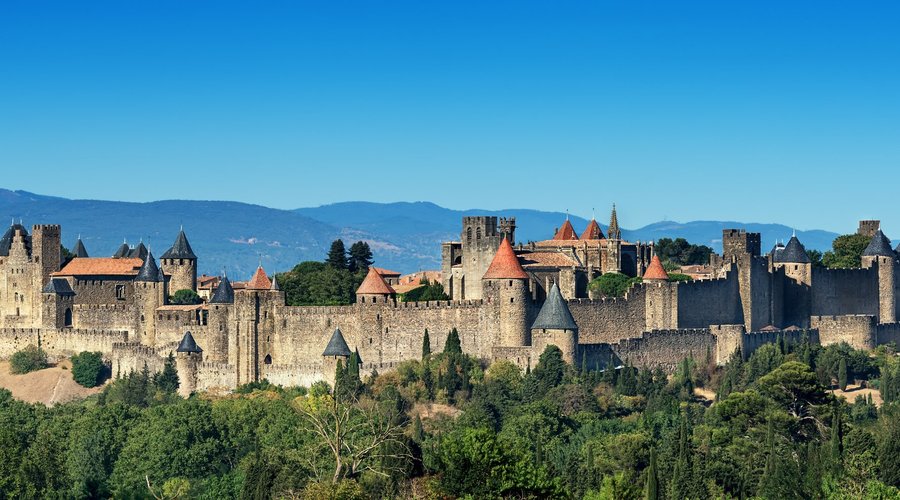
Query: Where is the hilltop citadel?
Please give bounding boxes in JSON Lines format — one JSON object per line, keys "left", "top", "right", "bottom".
{"left": 1, "top": 207, "right": 898, "bottom": 395}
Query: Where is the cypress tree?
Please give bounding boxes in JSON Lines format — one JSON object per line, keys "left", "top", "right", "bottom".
{"left": 412, "top": 414, "right": 425, "bottom": 443}
{"left": 759, "top": 421, "right": 781, "bottom": 499}
{"left": 444, "top": 328, "right": 462, "bottom": 355}
{"left": 422, "top": 359, "right": 434, "bottom": 400}
{"left": 646, "top": 447, "right": 659, "bottom": 500}
{"left": 669, "top": 414, "right": 693, "bottom": 500}
{"left": 422, "top": 329, "right": 431, "bottom": 360}
{"left": 838, "top": 357, "right": 848, "bottom": 391}
{"left": 830, "top": 405, "right": 843, "bottom": 473}
{"left": 333, "top": 359, "right": 346, "bottom": 400}
{"left": 882, "top": 366, "right": 894, "bottom": 404}
{"left": 326, "top": 239, "right": 348, "bottom": 269}
{"left": 155, "top": 352, "right": 180, "bottom": 393}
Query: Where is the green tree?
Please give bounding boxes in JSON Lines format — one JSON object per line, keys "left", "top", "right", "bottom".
{"left": 71, "top": 351, "right": 105, "bottom": 388}
{"left": 588, "top": 273, "right": 641, "bottom": 298}
{"left": 347, "top": 241, "right": 373, "bottom": 273}
{"left": 645, "top": 447, "right": 659, "bottom": 500}
{"left": 421, "top": 329, "right": 431, "bottom": 361}
{"left": 822, "top": 233, "right": 870, "bottom": 269}
{"left": 830, "top": 405, "right": 843, "bottom": 474}
{"left": 10, "top": 344, "right": 49, "bottom": 374}
{"left": 838, "top": 357, "right": 849, "bottom": 391}
{"left": 154, "top": 353, "right": 180, "bottom": 394}
{"left": 170, "top": 289, "right": 202, "bottom": 305}
{"left": 444, "top": 328, "right": 462, "bottom": 355}
{"left": 327, "top": 239, "right": 349, "bottom": 270}
{"left": 523, "top": 345, "right": 566, "bottom": 401}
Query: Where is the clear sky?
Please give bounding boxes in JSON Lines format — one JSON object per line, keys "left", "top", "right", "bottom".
{"left": 1, "top": 1, "right": 898, "bottom": 233}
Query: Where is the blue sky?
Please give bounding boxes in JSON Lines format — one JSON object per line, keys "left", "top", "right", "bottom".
{"left": 1, "top": 1, "right": 898, "bottom": 233}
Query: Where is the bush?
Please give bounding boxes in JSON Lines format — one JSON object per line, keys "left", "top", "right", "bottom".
{"left": 588, "top": 273, "right": 641, "bottom": 298}
{"left": 170, "top": 289, "right": 203, "bottom": 305}
{"left": 71, "top": 351, "right": 105, "bottom": 387}
{"left": 10, "top": 345, "right": 48, "bottom": 374}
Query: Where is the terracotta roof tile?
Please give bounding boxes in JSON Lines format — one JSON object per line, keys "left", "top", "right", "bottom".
{"left": 357, "top": 267, "right": 396, "bottom": 295}
{"left": 246, "top": 267, "right": 272, "bottom": 290}
{"left": 373, "top": 267, "right": 401, "bottom": 277}
{"left": 520, "top": 252, "right": 576, "bottom": 268}
{"left": 580, "top": 219, "right": 605, "bottom": 240}
{"left": 643, "top": 255, "right": 669, "bottom": 281}
{"left": 483, "top": 238, "right": 529, "bottom": 280}
{"left": 553, "top": 219, "right": 579, "bottom": 241}
{"left": 54, "top": 257, "right": 143, "bottom": 277}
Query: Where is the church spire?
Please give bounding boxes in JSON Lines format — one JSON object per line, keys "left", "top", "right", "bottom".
{"left": 608, "top": 204, "right": 621, "bottom": 240}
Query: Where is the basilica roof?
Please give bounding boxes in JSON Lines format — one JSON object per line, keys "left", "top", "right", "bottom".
{"left": 553, "top": 219, "right": 579, "bottom": 241}
{"left": 580, "top": 219, "right": 605, "bottom": 240}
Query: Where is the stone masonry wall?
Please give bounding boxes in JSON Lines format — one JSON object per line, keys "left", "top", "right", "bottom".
{"left": 811, "top": 315, "right": 876, "bottom": 350}
{"left": 811, "top": 268, "right": 878, "bottom": 317}
{"left": 568, "top": 287, "right": 646, "bottom": 344}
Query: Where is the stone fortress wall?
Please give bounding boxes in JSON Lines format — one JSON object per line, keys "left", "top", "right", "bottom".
{"left": 1, "top": 213, "right": 898, "bottom": 393}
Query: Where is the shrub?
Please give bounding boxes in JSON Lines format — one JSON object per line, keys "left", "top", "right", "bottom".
{"left": 10, "top": 345, "right": 48, "bottom": 374}
{"left": 170, "top": 289, "right": 203, "bottom": 305}
{"left": 71, "top": 351, "right": 105, "bottom": 387}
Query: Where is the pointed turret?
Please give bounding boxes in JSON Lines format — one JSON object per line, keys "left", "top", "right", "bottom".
{"left": 580, "top": 219, "right": 605, "bottom": 240}
{"left": 356, "top": 267, "right": 396, "bottom": 304}
{"left": 532, "top": 283, "right": 577, "bottom": 331}
{"left": 72, "top": 237, "right": 88, "bottom": 258}
{"left": 209, "top": 276, "right": 235, "bottom": 304}
{"left": 176, "top": 331, "right": 203, "bottom": 353}
{"left": 608, "top": 204, "right": 621, "bottom": 240}
{"left": 775, "top": 235, "right": 811, "bottom": 263}
{"left": 247, "top": 266, "right": 272, "bottom": 290}
{"left": 42, "top": 278, "right": 75, "bottom": 295}
{"left": 863, "top": 230, "right": 894, "bottom": 258}
{"left": 0, "top": 222, "right": 29, "bottom": 257}
{"left": 643, "top": 255, "right": 669, "bottom": 282}
{"left": 322, "top": 328, "right": 352, "bottom": 357}
{"left": 113, "top": 240, "right": 130, "bottom": 258}
{"left": 483, "top": 238, "right": 528, "bottom": 280}
{"left": 129, "top": 242, "right": 148, "bottom": 260}
{"left": 270, "top": 275, "right": 280, "bottom": 291}
{"left": 553, "top": 219, "right": 579, "bottom": 241}
{"left": 161, "top": 229, "right": 197, "bottom": 260}
{"left": 134, "top": 251, "right": 161, "bottom": 282}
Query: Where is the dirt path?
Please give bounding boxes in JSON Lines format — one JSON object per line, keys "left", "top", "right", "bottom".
{"left": 0, "top": 360, "right": 104, "bottom": 406}
{"left": 830, "top": 383, "right": 883, "bottom": 407}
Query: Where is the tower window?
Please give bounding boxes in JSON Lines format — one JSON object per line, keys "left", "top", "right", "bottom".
{"left": 116, "top": 285, "right": 126, "bottom": 300}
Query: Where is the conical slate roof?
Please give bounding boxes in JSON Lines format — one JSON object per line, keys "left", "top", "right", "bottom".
{"left": 531, "top": 283, "right": 577, "bottom": 331}
{"left": 775, "top": 235, "right": 811, "bottom": 263}
{"left": 161, "top": 229, "right": 197, "bottom": 260}
{"left": 322, "top": 328, "right": 352, "bottom": 357}
{"left": 134, "top": 251, "right": 161, "bottom": 282}
{"left": 643, "top": 255, "right": 670, "bottom": 281}
{"left": 209, "top": 276, "right": 235, "bottom": 303}
{"left": 483, "top": 238, "right": 529, "bottom": 280}
{"left": 113, "top": 241, "right": 130, "bottom": 258}
{"left": 176, "top": 331, "right": 203, "bottom": 353}
{"left": 356, "top": 267, "right": 395, "bottom": 295}
{"left": 270, "top": 275, "right": 280, "bottom": 291}
{"left": 42, "top": 278, "right": 75, "bottom": 295}
{"left": 73, "top": 238, "right": 89, "bottom": 258}
{"left": 128, "top": 242, "right": 148, "bottom": 260}
{"left": 580, "top": 219, "right": 605, "bottom": 240}
{"left": 863, "top": 230, "right": 894, "bottom": 257}
{"left": 770, "top": 242, "right": 785, "bottom": 259}
{"left": 0, "top": 223, "right": 29, "bottom": 257}
{"left": 553, "top": 219, "right": 579, "bottom": 241}
{"left": 246, "top": 266, "right": 272, "bottom": 290}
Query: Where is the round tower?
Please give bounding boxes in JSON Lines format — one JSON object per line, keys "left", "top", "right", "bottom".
{"left": 356, "top": 267, "right": 396, "bottom": 305}
{"left": 175, "top": 331, "right": 203, "bottom": 397}
{"left": 41, "top": 278, "right": 75, "bottom": 329}
{"left": 133, "top": 251, "right": 163, "bottom": 344}
{"left": 861, "top": 230, "right": 896, "bottom": 323}
{"left": 322, "top": 327, "right": 352, "bottom": 387}
{"left": 206, "top": 275, "right": 235, "bottom": 364}
{"left": 482, "top": 238, "right": 530, "bottom": 347}
{"left": 161, "top": 229, "right": 198, "bottom": 293}
{"left": 773, "top": 234, "right": 812, "bottom": 286}
{"left": 531, "top": 282, "right": 578, "bottom": 363}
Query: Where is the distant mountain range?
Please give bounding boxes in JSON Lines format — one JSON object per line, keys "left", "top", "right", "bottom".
{"left": 0, "top": 189, "right": 841, "bottom": 277}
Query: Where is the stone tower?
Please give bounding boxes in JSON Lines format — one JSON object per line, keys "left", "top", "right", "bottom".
{"left": 161, "top": 229, "right": 198, "bottom": 293}
{"left": 643, "top": 255, "right": 678, "bottom": 330}
{"left": 460, "top": 216, "right": 505, "bottom": 300}
{"left": 773, "top": 234, "right": 812, "bottom": 286}
{"left": 322, "top": 327, "right": 352, "bottom": 386}
{"left": 356, "top": 267, "right": 396, "bottom": 305}
{"left": 175, "top": 331, "right": 203, "bottom": 397}
{"left": 605, "top": 205, "right": 622, "bottom": 273}
{"left": 133, "top": 251, "right": 165, "bottom": 344}
{"left": 482, "top": 238, "right": 530, "bottom": 347}
{"left": 531, "top": 282, "right": 578, "bottom": 363}
{"left": 858, "top": 220, "right": 881, "bottom": 238}
{"left": 206, "top": 275, "right": 235, "bottom": 364}
{"left": 499, "top": 217, "right": 517, "bottom": 244}
{"left": 41, "top": 278, "right": 75, "bottom": 329}
{"left": 861, "top": 230, "right": 896, "bottom": 323}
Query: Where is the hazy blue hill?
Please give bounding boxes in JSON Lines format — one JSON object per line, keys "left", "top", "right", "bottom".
{"left": 1, "top": 189, "right": 842, "bottom": 276}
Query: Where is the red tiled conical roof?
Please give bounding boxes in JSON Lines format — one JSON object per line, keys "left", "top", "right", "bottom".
{"left": 357, "top": 266, "right": 396, "bottom": 295}
{"left": 553, "top": 219, "right": 579, "bottom": 241}
{"left": 247, "top": 266, "right": 272, "bottom": 290}
{"left": 643, "top": 255, "right": 669, "bottom": 281}
{"left": 483, "top": 238, "right": 529, "bottom": 280}
{"left": 580, "top": 219, "right": 605, "bottom": 240}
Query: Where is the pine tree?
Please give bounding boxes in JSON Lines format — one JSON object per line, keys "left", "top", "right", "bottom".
{"left": 347, "top": 241, "right": 373, "bottom": 273}
{"left": 412, "top": 414, "right": 425, "bottom": 443}
{"left": 422, "top": 329, "right": 431, "bottom": 360}
{"left": 838, "top": 357, "right": 848, "bottom": 391}
{"left": 326, "top": 239, "right": 348, "bottom": 270}
{"left": 645, "top": 447, "right": 659, "bottom": 500}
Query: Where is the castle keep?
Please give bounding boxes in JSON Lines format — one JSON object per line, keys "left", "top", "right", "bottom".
{"left": 1, "top": 209, "right": 898, "bottom": 393}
